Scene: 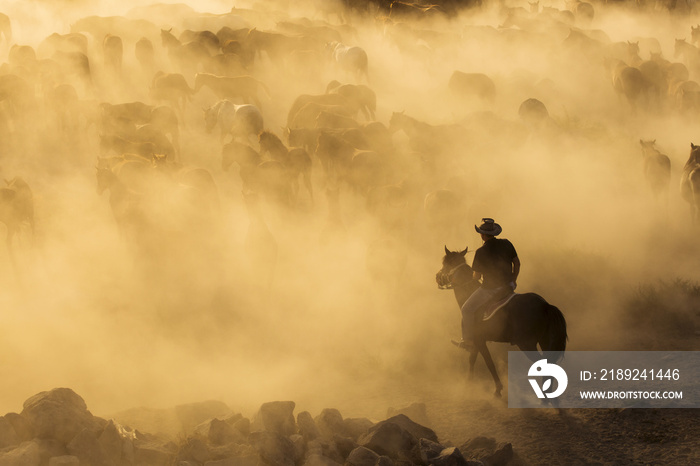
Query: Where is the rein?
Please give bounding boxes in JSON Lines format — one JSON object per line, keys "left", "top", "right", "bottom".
{"left": 437, "top": 261, "right": 469, "bottom": 289}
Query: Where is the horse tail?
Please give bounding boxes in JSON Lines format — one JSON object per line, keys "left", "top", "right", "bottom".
{"left": 543, "top": 304, "right": 567, "bottom": 362}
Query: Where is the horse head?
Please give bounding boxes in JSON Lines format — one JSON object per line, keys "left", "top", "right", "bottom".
{"left": 436, "top": 246, "right": 471, "bottom": 289}
{"left": 690, "top": 142, "right": 700, "bottom": 167}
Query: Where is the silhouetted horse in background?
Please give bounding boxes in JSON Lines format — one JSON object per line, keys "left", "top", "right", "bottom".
{"left": 436, "top": 247, "right": 567, "bottom": 397}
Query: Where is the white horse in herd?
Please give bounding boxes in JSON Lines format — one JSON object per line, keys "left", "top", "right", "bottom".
{"left": 326, "top": 41, "right": 369, "bottom": 83}
{"left": 203, "top": 100, "right": 263, "bottom": 144}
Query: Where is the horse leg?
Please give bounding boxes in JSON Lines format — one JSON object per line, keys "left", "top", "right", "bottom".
{"left": 476, "top": 341, "right": 503, "bottom": 397}
{"left": 303, "top": 169, "right": 314, "bottom": 206}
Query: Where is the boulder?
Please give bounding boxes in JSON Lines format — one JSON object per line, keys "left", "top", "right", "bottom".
{"left": 232, "top": 418, "right": 251, "bottom": 437}
{"left": 98, "top": 420, "right": 124, "bottom": 464}
{"left": 429, "top": 447, "right": 472, "bottom": 466}
{"left": 66, "top": 428, "right": 104, "bottom": 465}
{"left": 333, "top": 434, "right": 357, "bottom": 459}
{"left": 306, "top": 438, "right": 342, "bottom": 463}
{"left": 251, "top": 402, "right": 296, "bottom": 436}
{"left": 386, "top": 404, "right": 430, "bottom": 428}
{"left": 357, "top": 422, "right": 416, "bottom": 459}
{"left": 297, "top": 411, "right": 320, "bottom": 441}
{"left": 0, "top": 416, "right": 20, "bottom": 449}
{"left": 342, "top": 418, "right": 373, "bottom": 441}
{"left": 345, "top": 446, "right": 380, "bottom": 466}
{"left": 177, "top": 436, "right": 211, "bottom": 464}
{"left": 0, "top": 440, "right": 41, "bottom": 466}
{"left": 20, "top": 388, "right": 102, "bottom": 444}
{"left": 133, "top": 441, "right": 176, "bottom": 466}
{"left": 195, "top": 418, "right": 245, "bottom": 446}
{"left": 303, "top": 453, "right": 343, "bottom": 466}
{"left": 48, "top": 455, "right": 80, "bottom": 465}
{"left": 459, "top": 437, "right": 512, "bottom": 466}
{"left": 315, "top": 409, "right": 345, "bottom": 438}
{"left": 203, "top": 456, "right": 260, "bottom": 466}
{"left": 4, "top": 413, "right": 33, "bottom": 441}
{"left": 419, "top": 438, "right": 445, "bottom": 464}
{"left": 248, "top": 431, "right": 296, "bottom": 466}
{"left": 373, "top": 415, "right": 438, "bottom": 444}
{"left": 375, "top": 456, "right": 395, "bottom": 466}
{"left": 176, "top": 401, "right": 233, "bottom": 435}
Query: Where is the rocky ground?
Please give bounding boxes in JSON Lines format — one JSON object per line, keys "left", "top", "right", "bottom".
{"left": 0, "top": 386, "right": 698, "bottom": 466}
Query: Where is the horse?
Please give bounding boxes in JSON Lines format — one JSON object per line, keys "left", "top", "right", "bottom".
{"left": 259, "top": 131, "right": 314, "bottom": 204}
{"left": 0, "top": 13, "right": 12, "bottom": 46}
{"left": 194, "top": 72, "right": 270, "bottom": 109}
{"left": 325, "top": 41, "right": 369, "bottom": 83}
{"left": 0, "top": 177, "right": 34, "bottom": 258}
{"left": 103, "top": 34, "right": 123, "bottom": 74}
{"left": 203, "top": 99, "right": 263, "bottom": 144}
{"left": 448, "top": 71, "right": 496, "bottom": 104}
{"left": 160, "top": 28, "right": 210, "bottom": 73}
{"left": 326, "top": 81, "right": 376, "bottom": 121}
{"left": 150, "top": 72, "right": 194, "bottom": 115}
{"left": 681, "top": 143, "right": 700, "bottom": 225}
{"left": 436, "top": 247, "right": 567, "bottom": 397}
{"left": 639, "top": 140, "right": 671, "bottom": 203}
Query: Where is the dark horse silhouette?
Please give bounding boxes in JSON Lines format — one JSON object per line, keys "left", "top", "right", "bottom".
{"left": 436, "top": 246, "right": 567, "bottom": 397}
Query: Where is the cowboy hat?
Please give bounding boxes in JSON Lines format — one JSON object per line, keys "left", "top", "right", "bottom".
{"left": 475, "top": 218, "right": 502, "bottom": 236}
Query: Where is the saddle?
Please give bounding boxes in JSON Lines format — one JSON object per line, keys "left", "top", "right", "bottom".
{"left": 479, "top": 289, "right": 517, "bottom": 322}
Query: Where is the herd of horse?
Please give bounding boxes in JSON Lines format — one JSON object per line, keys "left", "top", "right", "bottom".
{"left": 1, "top": 0, "right": 700, "bottom": 396}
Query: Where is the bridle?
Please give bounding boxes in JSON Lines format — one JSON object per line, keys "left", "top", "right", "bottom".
{"left": 436, "top": 261, "right": 468, "bottom": 290}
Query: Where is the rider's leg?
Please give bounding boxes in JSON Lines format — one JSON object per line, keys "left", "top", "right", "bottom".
{"left": 460, "top": 287, "right": 495, "bottom": 343}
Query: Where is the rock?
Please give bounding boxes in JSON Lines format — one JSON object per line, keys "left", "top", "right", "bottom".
{"left": 98, "top": 420, "right": 124, "bottom": 464}
{"left": 303, "top": 453, "right": 343, "bottom": 466}
{"left": 48, "top": 456, "right": 80, "bottom": 466}
{"left": 345, "top": 446, "right": 380, "bottom": 466}
{"left": 375, "top": 456, "right": 395, "bottom": 466}
{"left": 0, "top": 440, "right": 41, "bottom": 466}
{"left": 0, "top": 416, "right": 20, "bottom": 449}
{"left": 232, "top": 418, "right": 250, "bottom": 437}
{"left": 4, "top": 413, "right": 33, "bottom": 441}
{"left": 66, "top": 428, "right": 104, "bottom": 465}
{"left": 290, "top": 434, "right": 305, "bottom": 461}
{"left": 133, "top": 441, "right": 176, "bottom": 466}
{"left": 459, "top": 437, "right": 511, "bottom": 466}
{"left": 248, "top": 431, "right": 296, "bottom": 466}
{"left": 20, "top": 388, "right": 102, "bottom": 444}
{"left": 251, "top": 401, "right": 296, "bottom": 436}
{"left": 315, "top": 409, "right": 345, "bottom": 438}
{"left": 374, "top": 415, "right": 438, "bottom": 443}
{"left": 110, "top": 407, "right": 180, "bottom": 438}
{"left": 195, "top": 418, "right": 245, "bottom": 446}
{"left": 204, "top": 456, "right": 260, "bottom": 466}
{"left": 176, "top": 401, "right": 233, "bottom": 435}
{"left": 177, "top": 437, "right": 211, "bottom": 464}
{"left": 430, "top": 447, "right": 471, "bottom": 466}
{"left": 357, "top": 422, "right": 416, "bottom": 459}
{"left": 342, "top": 418, "right": 373, "bottom": 441}
{"left": 419, "top": 438, "right": 445, "bottom": 464}
{"left": 297, "top": 411, "right": 320, "bottom": 441}
{"left": 386, "top": 404, "right": 430, "bottom": 428}
{"left": 333, "top": 434, "right": 357, "bottom": 459}
{"left": 306, "top": 439, "right": 342, "bottom": 463}
{"left": 479, "top": 443, "right": 512, "bottom": 466}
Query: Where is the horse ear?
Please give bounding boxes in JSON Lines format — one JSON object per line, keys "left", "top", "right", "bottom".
{"left": 460, "top": 247, "right": 468, "bottom": 256}
{"left": 444, "top": 245, "right": 450, "bottom": 255}
{"left": 692, "top": 143, "right": 696, "bottom": 149}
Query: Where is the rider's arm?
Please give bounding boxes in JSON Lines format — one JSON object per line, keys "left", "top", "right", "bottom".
{"left": 512, "top": 256, "right": 520, "bottom": 283}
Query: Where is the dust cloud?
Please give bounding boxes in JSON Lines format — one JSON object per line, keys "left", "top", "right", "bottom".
{"left": 0, "top": 0, "right": 699, "bottom": 421}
